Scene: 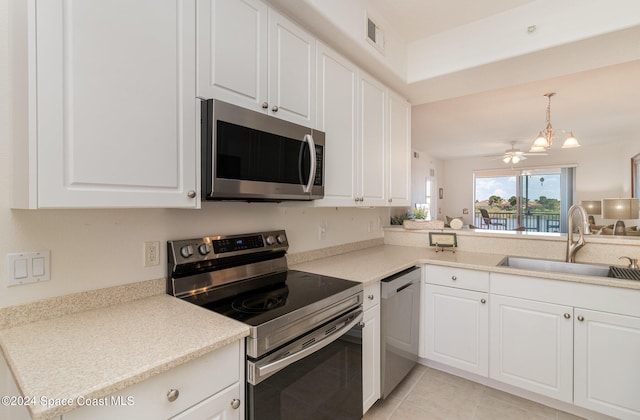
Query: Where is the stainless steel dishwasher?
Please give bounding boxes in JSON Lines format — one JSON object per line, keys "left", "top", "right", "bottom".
{"left": 380, "top": 266, "right": 421, "bottom": 399}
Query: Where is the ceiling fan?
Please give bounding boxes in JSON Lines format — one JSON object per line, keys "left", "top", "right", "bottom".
{"left": 486, "top": 141, "right": 547, "bottom": 164}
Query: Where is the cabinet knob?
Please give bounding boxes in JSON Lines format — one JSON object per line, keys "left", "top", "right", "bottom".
{"left": 480, "top": 298, "right": 486, "bottom": 304}
{"left": 262, "top": 102, "right": 268, "bottom": 109}
{"left": 451, "top": 276, "right": 457, "bottom": 281}
{"left": 231, "top": 399, "right": 241, "bottom": 410}
{"left": 167, "top": 389, "right": 179, "bottom": 402}
{"left": 577, "top": 315, "right": 585, "bottom": 322}
{"left": 368, "top": 294, "right": 375, "bottom": 300}
{"left": 388, "top": 198, "right": 392, "bottom": 203}
{"left": 272, "top": 105, "right": 279, "bottom": 112}
{"left": 564, "top": 313, "right": 571, "bottom": 319}
{"left": 187, "top": 190, "right": 196, "bottom": 199}
{"left": 358, "top": 321, "right": 366, "bottom": 328}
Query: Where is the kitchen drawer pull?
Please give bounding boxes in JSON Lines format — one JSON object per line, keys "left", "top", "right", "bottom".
{"left": 166, "top": 389, "right": 179, "bottom": 402}
{"left": 451, "top": 276, "right": 457, "bottom": 281}
{"left": 231, "top": 399, "right": 241, "bottom": 409}
{"left": 564, "top": 313, "right": 571, "bottom": 319}
{"left": 480, "top": 298, "right": 486, "bottom": 304}
{"left": 577, "top": 315, "right": 585, "bottom": 322}
{"left": 368, "top": 294, "right": 375, "bottom": 300}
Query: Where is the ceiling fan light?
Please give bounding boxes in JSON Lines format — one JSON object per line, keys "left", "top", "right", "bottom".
{"left": 561, "top": 132, "right": 580, "bottom": 148}
{"left": 503, "top": 156, "right": 511, "bottom": 163}
{"left": 512, "top": 156, "right": 520, "bottom": 164}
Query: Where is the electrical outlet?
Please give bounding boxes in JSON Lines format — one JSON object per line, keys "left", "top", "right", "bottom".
{"left": 144, "top": 241, "right": 160, "bottom": 267}
{"left": 319, "top": 221, "right": 327, "bottom": 240}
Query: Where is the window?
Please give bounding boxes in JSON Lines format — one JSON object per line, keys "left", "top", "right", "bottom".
{"left": 473, "top": 166, "right": 575, "bottom": 232}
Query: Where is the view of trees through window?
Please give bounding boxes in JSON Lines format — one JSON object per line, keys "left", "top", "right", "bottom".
{"left": 473, "top": 168, "right": 573, "bottom": 232}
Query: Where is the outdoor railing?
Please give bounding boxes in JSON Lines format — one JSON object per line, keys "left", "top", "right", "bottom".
{"left": 474, "top": 211, "right": 561, "bottom": 232}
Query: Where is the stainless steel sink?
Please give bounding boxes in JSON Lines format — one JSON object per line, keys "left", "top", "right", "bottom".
{"left": 498, "top": 256, "right": 611, "bottom": 277}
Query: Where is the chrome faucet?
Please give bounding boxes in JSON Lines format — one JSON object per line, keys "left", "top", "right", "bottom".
{"left": 619, "top": 256, "right": 639, "bottom": 269}
{"left": 566, "top": 204, "right": 591, "bottom": 263}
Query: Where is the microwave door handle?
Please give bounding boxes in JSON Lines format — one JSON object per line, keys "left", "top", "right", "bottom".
{"left": 302, "top": 134, "right": 316, "bottom": 193}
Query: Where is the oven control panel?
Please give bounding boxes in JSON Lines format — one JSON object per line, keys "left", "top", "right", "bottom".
{"left": 168, "top": 230, "right": 289, "bottom": 266}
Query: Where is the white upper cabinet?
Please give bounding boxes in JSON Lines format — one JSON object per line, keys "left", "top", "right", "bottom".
{"left": 13, "top": 0, "right": 198, "bottom": 208}
{"left": 387, "top": 91, "right": 411, "bottom": 206}
{"left": 198, "top": 0, "right": 316, "bottom": 127}
{"left": 198, "top": 0, "right": 268, "bottom": 112}
{"left": 358, "top": 72, "right": 387, "bottom": 207}
{"left": 315, "top": 42, "right": 359, "bottom": 206}
{"left": 314, "top": 46, "right": 411, "bottom": 208}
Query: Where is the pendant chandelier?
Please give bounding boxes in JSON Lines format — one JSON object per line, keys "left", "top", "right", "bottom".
{"left": 530, "top": 93, "right": 580, "bottom": 152}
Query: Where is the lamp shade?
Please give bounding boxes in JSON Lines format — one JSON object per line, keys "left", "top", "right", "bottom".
{"left": 602, "top": 198, "right": 640, "bottom": 219}
{"left": 561, "top": 133, "right": 580, "bottom": 148}
{"left": 581, "top": 200, "right": 601, "bottom": 215}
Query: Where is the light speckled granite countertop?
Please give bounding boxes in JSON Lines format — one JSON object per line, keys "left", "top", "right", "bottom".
{"left": 0, "top": 294, "right": 249, "bottom": 420}
{"left": 291, "top": 244, "right": 640, "bottom": 290}
{"left": 3, "top": 242, "right": 638, "bottom": 420}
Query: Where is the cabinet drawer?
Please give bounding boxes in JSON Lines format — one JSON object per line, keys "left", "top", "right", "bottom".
{"left": 424, "top": 265, "right": 489, "bottom": 292}
{"left": 64, "top": 341, "right": 240, "bottom": 420}
{"left": 363, "top": 281, "right": 380, "bottom": 311}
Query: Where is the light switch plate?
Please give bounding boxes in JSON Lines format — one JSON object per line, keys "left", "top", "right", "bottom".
{"left": 6, "top": 251, "right": 51, "bottom": 286}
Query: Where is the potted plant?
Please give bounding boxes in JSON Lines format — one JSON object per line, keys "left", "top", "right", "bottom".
{"left": 402, "top": 207, "right": 444, "bottom": 230}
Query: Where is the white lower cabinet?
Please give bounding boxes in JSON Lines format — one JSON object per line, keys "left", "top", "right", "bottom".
{"left": 489, "top": 295, "right": 573, "bottom": 403}
{"left": 422, "top": 265, "right": 489, "bottom": 376}
{"left": 170, "top": 384, "right": 240, "bottom": 420}
{"left": 362, "top": 281, "right": 381, "bottom": 414}
{"left": 421, "top": 268, "right": 640, "bottom": 419}
{"left": 423, "top": 284, "right": 488, "bottom": 376}
{"left": 574, "top": 308, "right": 640, "bottom": 419}
{"left": 62, "top": 342, "right": 243, "bottom": 420}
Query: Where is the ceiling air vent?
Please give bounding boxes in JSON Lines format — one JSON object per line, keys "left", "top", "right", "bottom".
{"left": 366, "top": 16, "right": 385, "bottom": 54}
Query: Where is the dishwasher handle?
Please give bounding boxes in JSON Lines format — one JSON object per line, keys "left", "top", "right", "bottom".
{"left": 381, "top": 266, "right": 421, "bottom": 298}
{"left": 396, "top": 281, "right": 417, "bottom": 293}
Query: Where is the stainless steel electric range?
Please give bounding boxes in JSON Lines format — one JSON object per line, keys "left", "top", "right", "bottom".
{"left": 167, "top": 230, "right": 364, "bottom": 420}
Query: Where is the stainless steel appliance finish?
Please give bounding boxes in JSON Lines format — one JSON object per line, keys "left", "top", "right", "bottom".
{"left": 167, "top": 230, "right": 363, "bottom": 420}
{"left": 201, "top": 99, "right": 325, "bottom": 201}
{"left": 380, "top": 266, "right": 421, "bottom": 399}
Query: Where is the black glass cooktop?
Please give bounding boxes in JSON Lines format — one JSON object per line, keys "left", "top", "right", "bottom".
{"left": 204, "top": 270, "right": 360, "bottom": 326}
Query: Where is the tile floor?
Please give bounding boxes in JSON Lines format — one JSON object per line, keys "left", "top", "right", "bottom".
{"left": 364, "top": 365, "right": 584, "bottom": 420}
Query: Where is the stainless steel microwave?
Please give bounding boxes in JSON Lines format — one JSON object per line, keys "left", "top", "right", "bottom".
{"left": 201, "top": 99, "right": 325, "bottom": 201}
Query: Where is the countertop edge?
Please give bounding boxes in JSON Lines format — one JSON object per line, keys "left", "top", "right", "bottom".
{"left": 1, "top": 295, "right": 250, "bottom": 420}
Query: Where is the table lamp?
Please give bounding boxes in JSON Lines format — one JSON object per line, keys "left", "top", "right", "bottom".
{"left": 581, "top": 200, "right": 602, "bottom": 225}
{"left": 602, "top": 198, "right": 640, "bottom": 235}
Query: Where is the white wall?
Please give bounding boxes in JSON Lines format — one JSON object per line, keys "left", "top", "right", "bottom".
{"left": 0, "top": 0, "right": 389, "bottom": 308}
{"left": 410, "top": 148, "right": 444, "bottom": 219}
{"left": 440, "top": 139, "right": 639, "bottom": 223}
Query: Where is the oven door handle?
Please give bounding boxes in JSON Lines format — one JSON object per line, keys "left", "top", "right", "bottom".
{"left": 251, "top": 309, "right": 363, "bottom": 383}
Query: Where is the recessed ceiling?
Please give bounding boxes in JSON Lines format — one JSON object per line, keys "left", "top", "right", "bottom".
{"left": 411, "top": 60, "right": 640, "bottom": 160}
{"left": 366, "top": 0, "right": 535, "bottom": 42}
{"left": 271, "top": 0, "right": 640, "bottom": 162}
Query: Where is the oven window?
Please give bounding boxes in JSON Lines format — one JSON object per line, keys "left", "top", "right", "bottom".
{"left": 216, "top": 121, "right": 312, "bottom": 185}
{"left": 247, "top": 330, "right": 362, "bottom": 420}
